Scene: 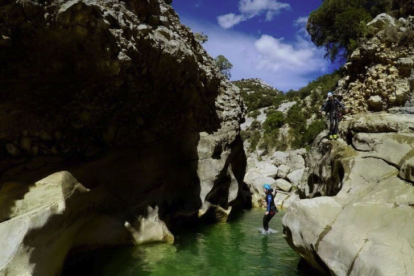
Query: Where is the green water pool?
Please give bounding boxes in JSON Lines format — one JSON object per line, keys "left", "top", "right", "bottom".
{"left": 63, "top": 209, "right": 317, "bottom": 276}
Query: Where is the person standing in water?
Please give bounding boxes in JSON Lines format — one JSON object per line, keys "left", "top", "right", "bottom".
{"left": 263, "top": 184, "right": 277, "bottom": 232}
{"left": 320, "top": 92, "right": 347, "bottom": 140}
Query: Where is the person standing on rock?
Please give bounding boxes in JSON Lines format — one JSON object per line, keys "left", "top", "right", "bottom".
{"left": 263, "top": 184, "right": 277, "bottom": 232}
{"left": 320, "top": 92, "right": 347, "bottom": 140}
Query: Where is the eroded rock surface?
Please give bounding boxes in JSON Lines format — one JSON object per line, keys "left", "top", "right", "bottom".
{"left": 283, "top": 113, "right": 414, "bottom": 276}
{"left": 0, "top": 0, "right": 248, "bottom": 274}
{"left": 335, "top": 13, "right": 414, "bottom": 113}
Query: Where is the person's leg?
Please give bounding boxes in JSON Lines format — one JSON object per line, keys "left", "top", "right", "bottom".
{"left": 334, "top": 116, "right": 339, "bottom": 139}
{"left": 268, "top": 212, "right": 275, "bottom": 226}
{"left": 263, "top": 214, "right": 270, "bottom": 231}
{"left": 329, "top": 113, "right": 335, "bottom": 138}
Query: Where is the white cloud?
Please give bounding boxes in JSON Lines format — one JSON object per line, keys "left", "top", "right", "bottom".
{"left": 294, "top": 16, "right": 308, "bottom": 26}
{"left": 217, "top": 13, "right": 245, "bottom": 29}
{"left": 294, "top": 16, "right": 309, "bottom": 35}
{"left": 182, "top": 17, "right": 331, "bottom": 91}
{"left": 218, "top": 0, "right": 290, "bottom": 29}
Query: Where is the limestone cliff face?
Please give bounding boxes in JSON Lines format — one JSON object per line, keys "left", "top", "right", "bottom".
{"left": 0, "top": 0, "right": 248, "bottom": 275}
{"left": 283, "top": 11, "right": 414, "bottom": 276}
{"left": 284, "top": 114, "right": 414, "bottom": 276}
{"left": 336, "top": 14, "right": 414, "bottom": 113}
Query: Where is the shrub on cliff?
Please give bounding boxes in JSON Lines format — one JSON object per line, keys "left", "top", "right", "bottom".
{"left": 382, "top": 25, "right": 400, "bottom": 45}
{"left": 308, "top": 0, "right": 392, "bottom": 61}
{"left": 235, "top": 80, "right": 282, "bottom": 111}
{"left": 286, "top": 104, "right": 307, "bottom": 149}
{"left": 215, "top": 55, "right": 233, "bottom": 80}
{"left": 263, "top": 111, "right": 285, "bottom": 133}
{"left": 249, "top": 130, "right": 261, "bottom": 152}
{"left": 399, "top": 30, "right": 414, "bottom": 46}
{"left": 259, "top": 129, "right": 280, "bottom": 151}
{"left": 297, "top": 70, "right": 343, "bottom": 99}
{"left": 303, "top": 120, "right": 325, "bottom": 146}
{"left": 195, "top": 32, "right": 208, "bottom": 44}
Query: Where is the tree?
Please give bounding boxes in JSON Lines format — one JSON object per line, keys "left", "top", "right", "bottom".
{"left": 263, "top": 112, "right": 285, "bottom": 134}
{"left": 214, "top": 55, "right": 233, "bottom": 80}
{"left": 194, "top": 32, "right": 208, "bottom": 44}
{"left": 307, "top": 0, "right": 392, "bottom": 62}
{"left": 165, "top": 0, "right": 173, "bottom": 5}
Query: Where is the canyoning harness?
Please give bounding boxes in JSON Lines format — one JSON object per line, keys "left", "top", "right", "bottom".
{"left": 325, "top": 110, "right": 343, "bottom": 121}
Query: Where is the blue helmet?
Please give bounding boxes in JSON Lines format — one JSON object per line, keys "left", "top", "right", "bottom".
{"left": 263, "top": 184, "right": 271, "bottom": 190}
{"left": 327, "top": 92, "right": 333, "bottom": 97}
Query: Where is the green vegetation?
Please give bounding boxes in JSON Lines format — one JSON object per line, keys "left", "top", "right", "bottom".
{"left": 286, "top": 104, "right": 307, "bottom": 149}
{"left": 279, "top": 71, "right": 342, "bottom": 100}
{"left": 233, "top": 80, "right": 282, "bottom": 111}
{"left": 260, "top": 111, "right": 286, "bottom": 151}
{"left": 235, "top": 71, "right": 343, "bottom": 152}
{"left": 303, "top": 120, "right": 325, "bottom": 146}
{"left": 263, "top": 111, "right": 285, "bottom": 133}
{"left": 298, "top": 70, "right": 343, "bottom": 99}
{"left": 308, "top": 0, "right": 392, "bottom": 61}
{"left": 214, "top": 55, "right": 233, "bottom": 80}
{"left": 195, "top": 32, "right": 208, "bottom": 44}
{"left": 399, "top": 30, "right": 414, "bottom": 46}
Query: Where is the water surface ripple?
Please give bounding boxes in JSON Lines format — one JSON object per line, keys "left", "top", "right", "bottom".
{"left": 64, "top": 209, "right": 317, "bottom": 276}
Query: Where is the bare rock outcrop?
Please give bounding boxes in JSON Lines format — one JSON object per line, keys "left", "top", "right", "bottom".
{"left": 335, "top": 14, "right": 414, "bottom": 113}
{"left": 283, "top": 113, "right": 414, "bottom": 275}
{"left": 0, "top": 0, "right": 248, "bottom": 274}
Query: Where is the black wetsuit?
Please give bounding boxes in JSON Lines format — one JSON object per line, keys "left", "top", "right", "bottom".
{"left": 263, "top": 191, "right": 277, "bottom": 231}
{"left": 321, "top": 98, "right": 346, "bottom": 136}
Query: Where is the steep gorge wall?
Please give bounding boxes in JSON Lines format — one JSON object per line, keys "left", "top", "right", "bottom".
{"left": 283, "top": 12, "right": 414, "bottom": 276}
{"left": 0, "top": 0, "right": 248, "bottom": 275}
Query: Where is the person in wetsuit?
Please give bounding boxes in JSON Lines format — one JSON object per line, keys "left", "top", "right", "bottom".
{"left": 263, "top": 184, "right": 277, "bottom": 231}
{"left": 320, "top": 92, "right": 347, "bottom": 140}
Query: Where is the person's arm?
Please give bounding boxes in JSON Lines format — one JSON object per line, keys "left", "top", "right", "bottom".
{"left": 336, "top": 99, "right": 346, "bottom": 110}
{"left": 320, "top": 101, "right": 327, "bottom": 112}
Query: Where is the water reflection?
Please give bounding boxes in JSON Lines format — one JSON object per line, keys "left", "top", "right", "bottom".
{"left": 64, "top": 210, "right": 318, "bottom": 276}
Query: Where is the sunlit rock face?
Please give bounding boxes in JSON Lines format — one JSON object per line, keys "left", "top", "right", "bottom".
{"left": 284, "top": 113, "right": 414, "bottom": 276}
{"left": 0, "top": 0, "right": 249, "bottom": 274}
{"left": 335, "top": 12, "right": 414, "bottom": 114}
{"left": 285, "top": 9, "right": 414, "bottom": 270}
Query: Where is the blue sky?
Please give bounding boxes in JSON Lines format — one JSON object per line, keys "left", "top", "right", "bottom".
{"left": 172, "top": 0, "right": 343, "bottom": 91}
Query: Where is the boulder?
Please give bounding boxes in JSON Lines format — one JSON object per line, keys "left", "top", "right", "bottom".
{"left": 397, "top": 58, "right": 414, "bottom": 70}
{"left": 275, "top": 179, "right": 292, "bottom": 192}
{"left": 284, "top": 113, "right": 414, "bottom": 275}
{"left": 275, "top": 193, "right": 299, "bottom": 209}
{"left": 367, "top": 13, "right": 396, "bottom": 33}
{"left": 395, "top": 79, "right": 411, "bottom": 104}
{"left": 277, "top": 164, "right": 290, "bottom": 179}
{"left": 287, "top": 168, "right": 305, "bottom": 188}
{"left": 287, "top": 153, "right": 306, "bottom": 171}
{"left": 367, "top": 95, "right": 383, "bottom": 110}
{"left": 125, "top": 206, "right": 174, "bottom": 245}
{"left": 0, "top": 172, "right": 103, "bottom": 275}
{"left": 350, "top": 113, "right": 414, "bottom": 134}
{"left": 272, "top": 151, "right": 289, "bottom": 166}
{"left": 244, "top": 169, "right": 276, "bottom": 197}
{"left": 256, "top": 162, "right": 278, "bottom": 178}
{"left": 271, "top": 151, "right": 305, "bottom": 171}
